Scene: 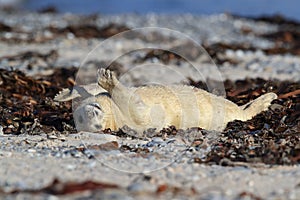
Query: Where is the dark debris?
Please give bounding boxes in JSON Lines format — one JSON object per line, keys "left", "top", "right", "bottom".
{"left": 190, "top": 78, "right": 300, "bottom": 165}
{"left": 199, "top": 15, "right": 300, "bottom": 65}
{"left": 0, "top": 178, "right": 119, "bottom": 195}
{"left": 234, "top": 14, "right": 300, "bottom": 28}
{"left": 47, "top": 23, "right": 130, "bottom": 39}
{"left": 134, "top": 49, "right": 183, "bottom": 65}
{"left": 0, "top": 68, "right": 77, "bottom": 134}
{"left": 0, "top": 66, "right": 299, "bottom": 165}
{"left": 0, "top": 20, "right": 130, "bottom": 43}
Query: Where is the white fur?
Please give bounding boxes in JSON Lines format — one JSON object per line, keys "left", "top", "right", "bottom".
{"left": 55, "top": 69, "right": 277, "bottom": 132}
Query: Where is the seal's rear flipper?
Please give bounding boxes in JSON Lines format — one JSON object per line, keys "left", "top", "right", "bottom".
{"left": 54, "top": 88, "right": 80, "bottom": 102}
{"left": 241, "top": 92, "right": 277, "bottom": 120}
{"left": 54, "top": 84, "right": 107, "bottom": 102}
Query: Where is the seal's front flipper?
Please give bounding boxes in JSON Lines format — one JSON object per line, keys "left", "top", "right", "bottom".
{"left": 97, "top": 68, "right": 120, "bottom": 93}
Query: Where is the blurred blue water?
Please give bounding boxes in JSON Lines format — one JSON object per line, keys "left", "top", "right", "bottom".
{"left": 21, "top": 0, "right": 300, "bottom": 21}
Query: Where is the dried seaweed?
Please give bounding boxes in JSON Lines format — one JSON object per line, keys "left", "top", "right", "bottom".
{"left": 0, "top": 20, "right": 130, "bottom": 43}
{"left": 0, "top": 68, "right": 76, "bottom": 134}
{"left": 37, "top": 6, "right": 58, "bottom": 14}
{"left": 234, "top": 14, "right": 300, "bottom": 27}
{"left": 203, "top": 41, "right": 300, "bottom": 65}
{"left": 0, "top": 50, "right": 59, "bottom": 71}
{"left": 47, "top": 23, "right": 130, "bottom": 39}
{"left": 230, "top": 14, "right": 300, "bottom": 56}
{"left": 190, "top": 78, "right": 300, "bottom": 165}
{"left": 134, "top": 49, "right": 183, "bottom": 64}
{"left": 203, "top": 43, "right": 252, "bottom": 65}
{"left": 0, "top": 22, "right": 12, "bottom": 32}
{"left": 0, "top": 50, "right": 58, "bottom": 63}
{"left": 202, "top": 14, "right": 300, "bottom": 61}
{"left": 0, "top": 66, "right": 299, "bottom": 165}
{"left": 0, "top": 178, "right": 118, "bottom": 195}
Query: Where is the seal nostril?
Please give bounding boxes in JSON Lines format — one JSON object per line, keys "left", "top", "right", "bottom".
{"left": 78, "top": 115, "right": 84, "bottom": 123}
{"left": 94, "top": 124, "right": 101, "bottom": 129}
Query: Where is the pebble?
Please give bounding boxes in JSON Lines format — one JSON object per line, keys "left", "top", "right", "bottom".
{"left": 236, "top": 49, "right": 245, "bottom": 58}
{"left": 58, "top": 136, "right": 66, "bottom": 141}
{"left": 54, "top": 152, "right": 62, "bottom": 158}
{"left": 247, "top": 180, "right": 254, "bottom": 187}
{"left": 144, "top": 137, "right": 167, "bottom": 148}
{"left": 66, "top": 164, "right": 76, "bottom": 170}
{"left": 247, "top": 62, "right": 261, "bottom": 71}
{"left": 77, "top": 132, "right": 117, "bottom": 145}
{"left": 127, "top": 182, "right": 144, "bottom": 192}
{"left": 0, "top": 150, "right": 12, "bottom": 157}
{"left": 127, "top": 182, "right": 156, "bottom": 193}
{"left": 152, "top": 137, "right": 164, "bottom": 143}
{"left": 48, "top": 196, "right": 59, "bottom": 200}
{"left": 27, "top": 149, "right": 36, "bottom": 153}
{"left": 88, "top": 161, "right": 97, "bottom": 168}
{"left": 63, "top": 149, "right": 82, "bottom": 158}
{"left": 47, "top": 135, "right": 58, "bottom": 140}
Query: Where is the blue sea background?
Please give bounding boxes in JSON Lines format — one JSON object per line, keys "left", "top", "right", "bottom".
{"left": 18, "top": 0, "right": 300, "bottom": 21}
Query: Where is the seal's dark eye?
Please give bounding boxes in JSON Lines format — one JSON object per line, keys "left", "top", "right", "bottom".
{"left": 89, "top": 103, "right": 102, "bottom": 111}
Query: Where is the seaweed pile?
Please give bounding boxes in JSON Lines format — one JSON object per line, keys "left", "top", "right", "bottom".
{"left": 0, "top": 19, "right": 130, "bottom": 43}
{"left": 0, "top": 68, "right": 76, "bottom": 134}
{"left": 191, "top": 78, "right": 300, "bottom": 165}
{"left": 0, "top": 66, "right": 298, "bottom": 165}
